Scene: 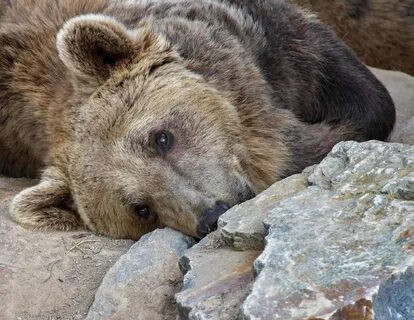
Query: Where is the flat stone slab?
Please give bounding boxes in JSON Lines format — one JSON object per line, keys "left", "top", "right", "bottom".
{"left": 0, "top": 177, "right": 133, "bottom": 320}
{"left": 86, "top": 228, "right": 194, "bottom": 320}
{"left": 218, "top": 173, "right": 309, "bottom": 251}
{"left": 176, "top": 231, "right": 260, "bottom": 320}
{"left": 242, "top": 141, "right": 414, "bottom": 319}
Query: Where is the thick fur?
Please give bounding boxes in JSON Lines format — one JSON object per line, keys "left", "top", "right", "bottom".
{"left": 1, "top": 0, "right": 395, "bottom": 239}
{"left": 293, "top": 0, "right": 414, "bottom": 75}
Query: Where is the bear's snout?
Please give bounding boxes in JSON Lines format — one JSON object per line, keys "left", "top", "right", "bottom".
{"left": 237, "top": 185, "right": 256, "bottom": 205}
{"left": 196, "top": 201, "right": 230, "bottom": 238}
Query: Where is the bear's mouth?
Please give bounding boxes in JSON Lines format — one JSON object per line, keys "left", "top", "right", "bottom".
{"left": 195, "top": 184, "right": 255, "bottom": 238}
{"left": 236, "top": 185, "right": 256, "bottom": 204}
{"left": 196, "top": 200, "right": 231, "bottom": 238}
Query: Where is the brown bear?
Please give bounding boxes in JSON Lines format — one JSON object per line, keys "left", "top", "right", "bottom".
{"left": 1, "top": 0, "right": 395, "bottom": 239}
{"left": 291, "top": 0, "right": 414, "bottom": 75}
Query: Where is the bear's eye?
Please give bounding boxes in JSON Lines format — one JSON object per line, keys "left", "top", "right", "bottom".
{"left": 134, "top": 205, "right": 152, "bottom": 220}
{"left": 154, "top": 130, "right": 174, "bottom": 155}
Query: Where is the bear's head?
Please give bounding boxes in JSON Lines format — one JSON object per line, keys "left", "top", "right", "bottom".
{"left": 10, "top": 15, "right": 256, "bottom": 239}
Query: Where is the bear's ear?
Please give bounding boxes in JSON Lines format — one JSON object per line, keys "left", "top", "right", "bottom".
{"left": 57, "top": 14, "right": 135, "bottom": 89}
{"left": 57, "top": 14, "right": 172, "bottom": 97}
{"left": 10, "top": 167, "right": 83, "bottom": 231}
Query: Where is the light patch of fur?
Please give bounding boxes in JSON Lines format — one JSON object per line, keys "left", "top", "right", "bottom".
{"left": 298, "top": 7, "right": 319, "bottom": 22}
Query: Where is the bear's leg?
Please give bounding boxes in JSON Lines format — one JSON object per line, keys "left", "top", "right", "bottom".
{"left": 283, "top": 119, "right": 364, "bottom": 176}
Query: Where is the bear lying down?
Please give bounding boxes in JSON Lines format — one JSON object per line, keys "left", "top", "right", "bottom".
{"left": 0, "top": 0, "right": 395, "bottom": 239}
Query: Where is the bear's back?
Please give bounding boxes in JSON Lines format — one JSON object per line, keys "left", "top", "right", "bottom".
{"left": 107, "top": 0, "right": 315, "bottom": 114}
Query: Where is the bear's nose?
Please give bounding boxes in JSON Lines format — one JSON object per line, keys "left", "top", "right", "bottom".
{"left": 196, "top": 201, "right": 230, "bottom": 238}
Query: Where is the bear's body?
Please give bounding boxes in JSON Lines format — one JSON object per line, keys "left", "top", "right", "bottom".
{"left": 1, "top": 0, "right": 395, "bottom": 238}
{"left": 292, "top": 0, "right": 414, "bottom": 75}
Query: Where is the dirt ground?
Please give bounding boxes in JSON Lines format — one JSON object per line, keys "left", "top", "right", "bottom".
{"left": 0, "top": 177, "right": 133, "bottom": 320}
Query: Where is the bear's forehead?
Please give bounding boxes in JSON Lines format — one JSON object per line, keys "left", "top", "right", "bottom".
{"left": 74, "top": 73, "right": 231, "bottom": 130}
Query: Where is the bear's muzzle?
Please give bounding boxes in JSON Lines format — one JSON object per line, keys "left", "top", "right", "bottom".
{"left": 196, "top": 201, "right": 230, "bottom": 238}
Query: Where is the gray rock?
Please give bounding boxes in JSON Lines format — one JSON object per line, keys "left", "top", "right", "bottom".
{"left": 370, "top": 68, "right": 414, "bottom": 145}
{"left": 176, "top": 231, "right": 260, "bottom": 320}
{"left": 86, "top": 228, "right": 194, "bottom": 320}
{"left": 373, "top": 265, "right": 414, "bottom": 320}
{"left": 218, "top": 173, "right": 309, "bottom": 251}
{"left": 391, "top": 116, "right": 414, "bottom": 146}
{"left": 242, "top": 141, "right": 414, "bottom": 320}
{"left": 0, "top": 177, "right": 133, "bottom": 320}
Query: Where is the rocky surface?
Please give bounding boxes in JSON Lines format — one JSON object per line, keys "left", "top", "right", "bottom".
{"left": 85, "top": 228, "right": 193, "bottom": 320}
{"left": 178, "top": 140, "right": 414, "bottom": 320}
{"left": 218, "top": 173, "right": 309, "bottom": 251}
{"left": 242, "top": 141, "right": 414, "bottom": 319}
{"left": 176, "top": 231, "right": 259, "bottom": 320}
{"left": 374, "top": 266, "right": 414, "bottom": 320}
{"left": 0, "top": 177, "right": 133, "bottom": 320}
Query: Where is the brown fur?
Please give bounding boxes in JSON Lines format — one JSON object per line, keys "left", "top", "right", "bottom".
{"left": 1, "top": 0, "right": 394, "bottom": 239}
{"left": 292, "top": 0, "right": 414, "bottom": 75}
